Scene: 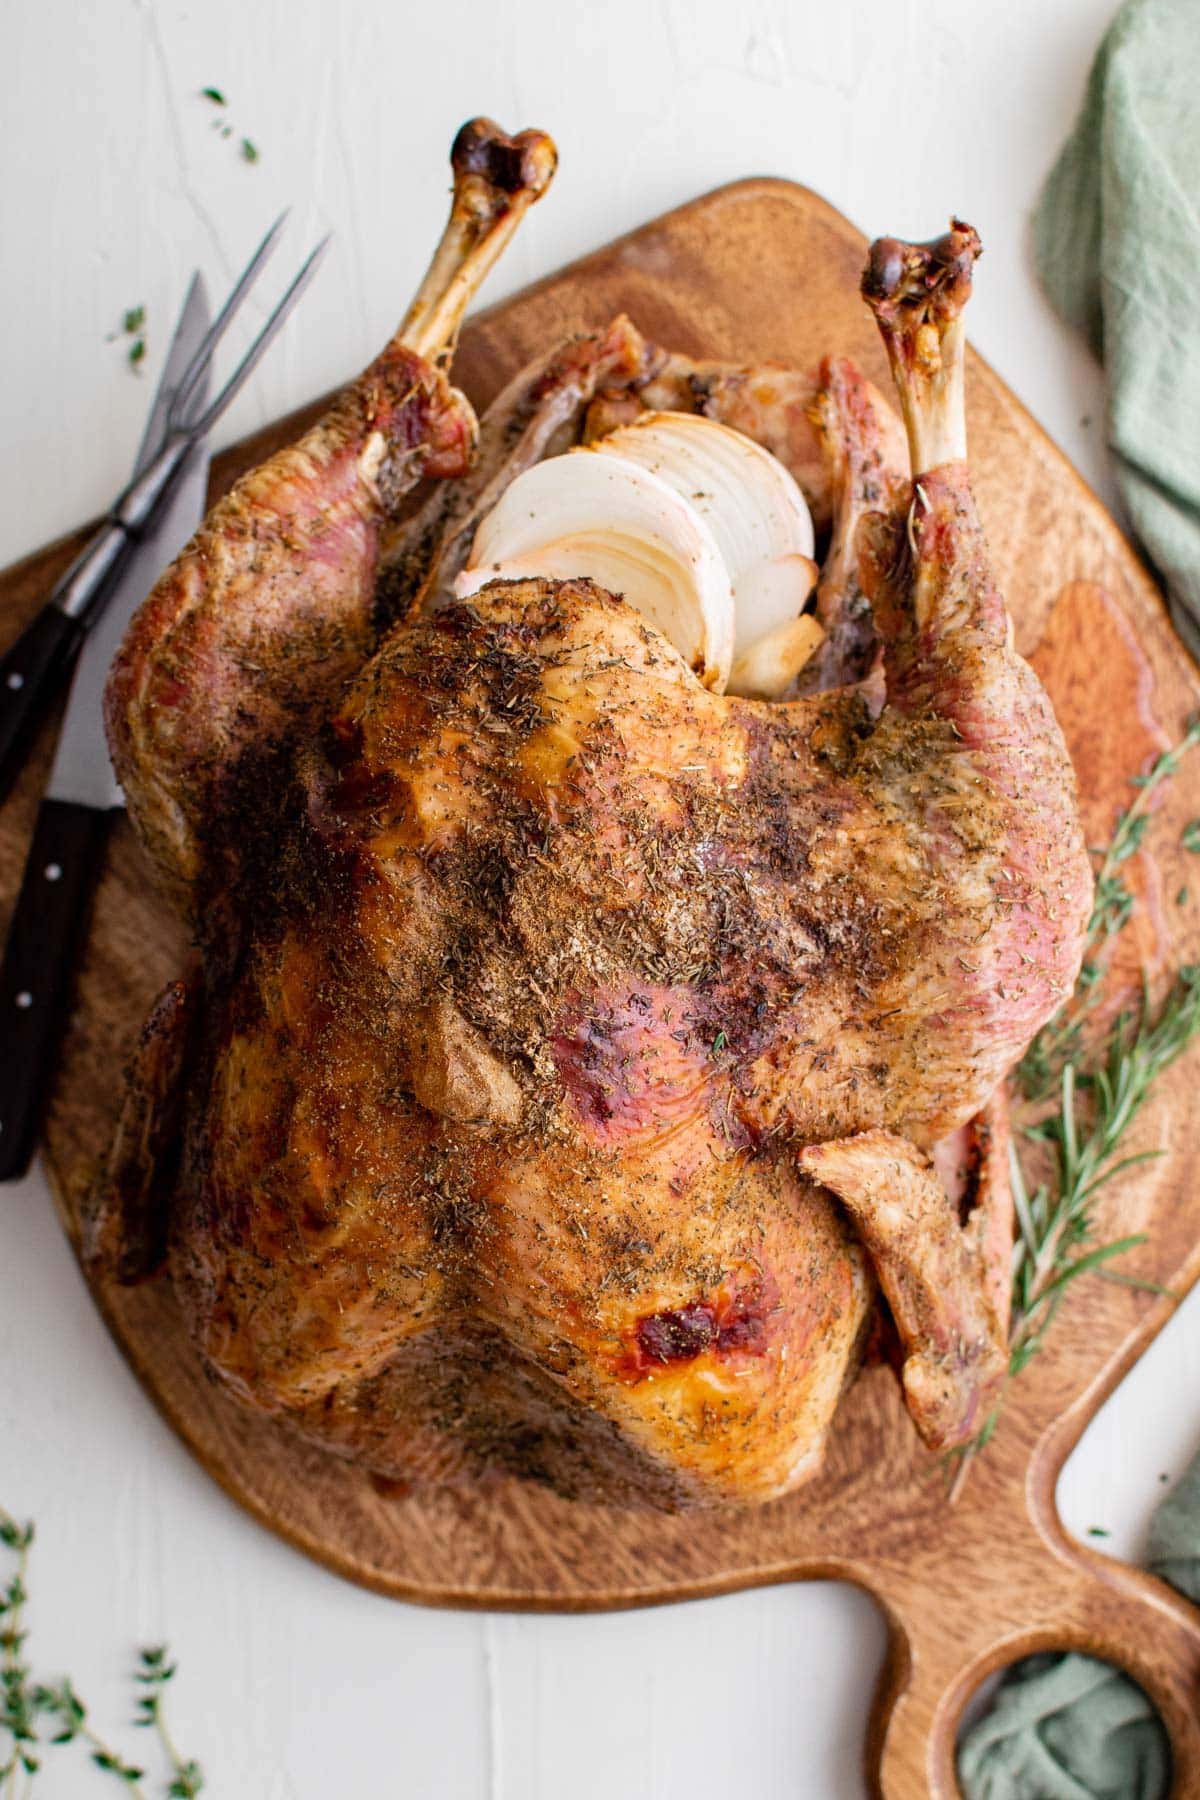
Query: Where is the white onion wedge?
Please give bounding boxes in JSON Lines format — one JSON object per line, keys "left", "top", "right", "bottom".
{"left": 456, "top": 411, "right": 821, "bottom": 698}
{"left": 591, "top": 413, "right": 815, "bottom": 653}
{"left": 727, "top": 614, "right": 825, "bottom": 701}
{"left": 456, "top": 451, "right": 735, "bottom": 690}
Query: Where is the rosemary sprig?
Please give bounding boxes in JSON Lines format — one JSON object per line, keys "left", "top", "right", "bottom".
{"left": 1018, "top": 716, "right": 1200, "bottom": 1101}
{"left": 1008, "top": 968, "right": 1199, "bottom": 1374}
{"left": 1090, "top": 723, "right": 1200, "bottom": 940}
{"left": 950, "top": 718, "right": 1200, "bottom": 1485}
{"left": 0, "top": 1510, "right": 202, "bottom": 1797}
{"left": 951, "top": 973, "right": 1200, "bottom": 1489}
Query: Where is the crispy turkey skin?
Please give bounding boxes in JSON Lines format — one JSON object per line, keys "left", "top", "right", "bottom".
{"left": 94, "top": 136, "right": 1091, "bottom": 1510}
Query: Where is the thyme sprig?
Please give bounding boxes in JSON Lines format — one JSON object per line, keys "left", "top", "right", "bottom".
{"left": 950, "top": 719, "right": 1200, "bottom": 1487}
{"left": 134, "top": 1651, "right": 203, "bottom": 1799}
{"left": 1, "top": 1511, "right": 35, "bottom": 1795}
{"left": 0, "top": 1509, "right": 202, "bottom": 1798}
{"left": 32, "top": 1679, "right": 146, "bottom": 1793}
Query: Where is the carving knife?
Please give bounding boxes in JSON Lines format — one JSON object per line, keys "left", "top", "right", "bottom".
{"left": 0, "top": 275, "right": 212, "bottom": 1181}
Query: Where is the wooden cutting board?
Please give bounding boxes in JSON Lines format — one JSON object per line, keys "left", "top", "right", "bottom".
{"left": 5, "top": 180, "right": 1200, "bottom": 1798}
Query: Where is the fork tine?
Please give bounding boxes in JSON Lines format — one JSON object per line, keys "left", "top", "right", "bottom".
{"left": 168, "top": 209, "right": 291, "bottom": 428}
{"left": 186, "top": 233, "right": 333, "bottom": 439}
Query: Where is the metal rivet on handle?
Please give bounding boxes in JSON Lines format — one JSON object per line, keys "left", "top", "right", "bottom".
{"left": 15, "top": 992, "right": 33, "bottom": 1009}
{"left": 6, "top": 672, "right": 23, "bottom": 690}
{"left": 44, "top": 864, "right": 62, "bottom": 882}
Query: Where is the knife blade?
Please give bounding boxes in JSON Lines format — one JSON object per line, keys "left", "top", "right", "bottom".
{"left": 0, "top": 276, "right": 212, "bottom": 1181}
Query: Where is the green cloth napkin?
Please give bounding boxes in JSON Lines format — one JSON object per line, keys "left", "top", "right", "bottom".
{"left": 957, "top": 1652, "right": 1170, "bottom": 1799}
{"left": 1146, "top": 1451, "right": 1200, "bottom": 1599}
{"left": 958, "top": 4, "right": 1200, "bottom": 1790}
{"left": 956, "top": 1464, "right": 1200, "bottom": 1799}
{"left": 1032, "top": 0, "right": 1200, "bottom": 664}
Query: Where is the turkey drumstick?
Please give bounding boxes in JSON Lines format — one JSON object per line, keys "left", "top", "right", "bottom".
{"left": 862, "top": 218, "right": 976, "bottom": 474}
{"left": 858, "top": 220, "right": 1093, "bottom": 1087}
{"left": 788, "top": 224, "right": 1092, "bottom": 1448}
{"left": 106, "top": 119, "right": 556, "bottom": 912}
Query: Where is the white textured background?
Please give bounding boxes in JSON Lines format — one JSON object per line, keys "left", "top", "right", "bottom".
{"left": 4, "top": 1, "right": 1200, "bottom": 1796}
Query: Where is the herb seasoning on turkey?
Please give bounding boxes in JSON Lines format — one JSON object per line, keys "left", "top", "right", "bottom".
{"left": 91, "top": 126, "right": 1091, "bottom": 1511}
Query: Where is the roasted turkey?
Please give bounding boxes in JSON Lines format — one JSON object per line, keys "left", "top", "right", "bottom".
{"left": 93, "top": 121, "right": 1092, "bottom": 1510}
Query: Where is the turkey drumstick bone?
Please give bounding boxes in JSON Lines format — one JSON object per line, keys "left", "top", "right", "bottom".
{"left": 401, "top": 118, "right": 557, "bottom": 362}
{"left": 862, "top": 218, "right": 977, "bottom": 475}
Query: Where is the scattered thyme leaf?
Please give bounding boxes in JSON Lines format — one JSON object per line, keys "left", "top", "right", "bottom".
{"left": 197, "top": 85, "right": 260, "bottom": 165}
{"left": 711, "top": 1030, "right": 727, "bottom": 1055}
{"left": 1087, "top": 1526, "right": 1111, "bottom": 1538}
{"left": 109, "top": 307, "right": 148, "bottom": 376}
{"left": 1183, "top": 819, "right": 1200, "bottom": 853}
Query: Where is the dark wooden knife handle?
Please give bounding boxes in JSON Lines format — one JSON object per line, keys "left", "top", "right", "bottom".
{"left": 0, "top": 608, "right": 85, "bottom": 805}
{"left": 0, "top": 799, "right": 113, "bottom": 1181}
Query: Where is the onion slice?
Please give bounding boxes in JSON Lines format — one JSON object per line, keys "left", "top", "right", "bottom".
{"left": 456, "top": 451, "right": 735, "bottom": 689}
{"left": 728, "top": 614, "right": 825, "bottom": 700}
{"left": 455, "top": 410, "right": 821, "bottom": 699}
{"left": 591, "top": 412, "right": 815, "bottom": 654}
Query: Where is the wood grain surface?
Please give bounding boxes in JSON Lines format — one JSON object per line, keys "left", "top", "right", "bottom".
{"left": 4, "top": 180, "right": 1200, "bottom": 1798}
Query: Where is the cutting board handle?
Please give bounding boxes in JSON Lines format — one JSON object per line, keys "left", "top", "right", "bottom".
{"left": 867, "top": 1502, "right": 1200, "bottom": 1798}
